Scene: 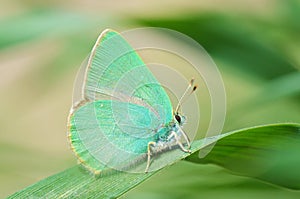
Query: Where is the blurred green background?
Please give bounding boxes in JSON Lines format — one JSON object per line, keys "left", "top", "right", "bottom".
{"left": 1, "top": 0, "right": 300, "bottom": 198}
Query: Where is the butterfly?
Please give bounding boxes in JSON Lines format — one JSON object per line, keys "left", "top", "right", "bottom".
{"left": 67, "top": 29, "right": 196, "bottom": 174}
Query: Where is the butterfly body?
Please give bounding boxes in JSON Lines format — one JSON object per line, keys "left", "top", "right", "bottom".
{"left": 152, "top": 124, "right": 185, "bottom": 151}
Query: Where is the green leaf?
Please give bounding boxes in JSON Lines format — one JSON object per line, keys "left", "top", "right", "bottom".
{"left": 7, "top": 132, "right": 224, "bottom": 198}
{"left": 8, "top": 123, "right": 300, "bottom": 198}
{"left": 186, "top": 123, "right": 300, "bottom": 190}
{"left": 0, "top": 9, "right": 91, "bottom": 49}
{"left": 136, "top": 14, "right": 297, "bottom": 79}
{"left": 7, "top": 166, "right": 155, "bottom": 199}
{"left": 257, "top": 72, "right": 300, "bottom": 101}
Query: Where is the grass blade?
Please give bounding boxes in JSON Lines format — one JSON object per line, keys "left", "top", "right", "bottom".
{"left": 8, "top": 123, "right": 300, "bottom": 198}
{"left": 186, "top": 123, "right": 300, "bottom": 190}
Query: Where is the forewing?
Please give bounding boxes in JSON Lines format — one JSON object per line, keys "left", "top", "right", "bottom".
{"left": 83, "top": 29, "right": 172, "bottom": 124}
{"left": 69, "top": 100, "right": 158, "bottom": 173}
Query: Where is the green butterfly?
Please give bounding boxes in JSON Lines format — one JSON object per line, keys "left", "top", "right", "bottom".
{"left": 68, "top": 29, "right": 194, "bottom": 174}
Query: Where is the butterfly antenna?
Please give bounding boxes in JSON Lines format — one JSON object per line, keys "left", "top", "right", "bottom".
{"left": 175, "top": 78, "right": 197, "bottom": 113}
{"left": 180, "top": 85, "right": 198, "bottom": 107}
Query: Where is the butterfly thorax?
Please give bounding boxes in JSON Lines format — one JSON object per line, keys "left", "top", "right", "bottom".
{"left": 152, "top": 114, "right": 186, "bottom": 153}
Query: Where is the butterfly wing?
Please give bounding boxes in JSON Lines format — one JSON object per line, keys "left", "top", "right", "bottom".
{"left": 83, "top": 29, "right": 173, "bottom": 124}
{"left": 69, "top": 100, "right": 159, "bottom": 173}
{"left": 69, "top": 29, "right": 174, "bottom": 173}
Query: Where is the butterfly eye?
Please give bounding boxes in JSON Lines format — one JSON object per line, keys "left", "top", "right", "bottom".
{"left": 175, "top": 115, "right": 181, "bottom": 123}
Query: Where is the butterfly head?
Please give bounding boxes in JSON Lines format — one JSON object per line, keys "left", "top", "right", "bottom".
{"left": 174, "top": 112, "right": 186, "bottom": 126}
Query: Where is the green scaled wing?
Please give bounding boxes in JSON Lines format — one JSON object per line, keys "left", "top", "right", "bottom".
{"left": 69, "top": 100, "right": 160, "bottom": 173}
{"left": 68, "top": 29, "right": 173, "bottom": 173}
{"left": 83, "top": 29, "right": 172, "bottom": 123}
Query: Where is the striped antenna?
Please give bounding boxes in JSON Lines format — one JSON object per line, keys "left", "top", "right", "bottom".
{"left": 175, "top": 78, "right": 198, "bottom": 114}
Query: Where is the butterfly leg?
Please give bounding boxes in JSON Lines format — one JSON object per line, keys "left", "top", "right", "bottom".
{"left": 145, "top": 141, "right": 156, "bottom": 173}
{"left": 180, "top": 128, "right": 191, "bottom": 149}
{"left": 169, "top": 131, "right": 191, "bottom": 153}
